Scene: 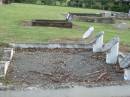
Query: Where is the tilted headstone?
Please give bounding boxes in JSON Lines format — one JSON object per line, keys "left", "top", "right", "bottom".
{"left": 93, "top": 32, "right": 104, "bottom": 53}
{"left": 82, "top": 26, "right": 94, "bottom": 39}
{"left": 102, "top": 37, "right": 120, "bottom": 64}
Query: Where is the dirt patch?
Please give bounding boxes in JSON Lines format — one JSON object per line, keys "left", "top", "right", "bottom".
{"left": 6, "top": 48, "right": 123, "bottom": 88}
{"left": 120, "top": 44, "right": 130, "bottom": 53}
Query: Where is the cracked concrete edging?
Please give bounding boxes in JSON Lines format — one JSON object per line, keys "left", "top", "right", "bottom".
{"left": 0, "top": 48, "right": 14, "bottom": 77}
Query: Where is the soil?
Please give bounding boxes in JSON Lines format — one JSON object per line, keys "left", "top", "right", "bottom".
{"left": 6, "top": 48, "right": 124, "bottom": 88}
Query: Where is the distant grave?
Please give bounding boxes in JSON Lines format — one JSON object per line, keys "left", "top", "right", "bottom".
{"left": 101, "top": 11, "right": 130, "bottom": 20}
{"left": 73, "top": 16, "right": 115, "bottom": 24}
{"left": 24, "top": 20, "right": 72, "bottom": 28}
{"left": 66, "top": 12, "right": 115, "bottom": 24}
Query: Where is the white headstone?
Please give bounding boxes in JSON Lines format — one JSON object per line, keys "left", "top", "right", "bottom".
{"left": 93, "top": 32, "right": 104, "bottom": 53}
{"left": 82, "top": 26, "right": 94, "bottom": 39}
{"left": 66, "top": 13, "right": 72, "bottom": 22}
{"left": 124, "top": 69, "right": 130, "bottom": 80}
{"left": 106, "top": 37, "right": 120, "bottom": 64}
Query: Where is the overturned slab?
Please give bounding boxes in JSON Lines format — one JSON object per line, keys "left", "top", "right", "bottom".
{"left": 30, "top": 20, "right": 72, "bottom": 28}
{"left": 82, "top": 26, "right": 94, "bottom": 39}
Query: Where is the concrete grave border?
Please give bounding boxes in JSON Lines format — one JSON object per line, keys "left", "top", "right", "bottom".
{"left": 0, "top": 48, "right": 14, "bottom": 77}
{"left": 9, "top": 43, "right": 92, "bottom": 49}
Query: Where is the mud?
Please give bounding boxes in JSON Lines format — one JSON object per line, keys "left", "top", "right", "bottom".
{"left": 6, "top": 48, "right": 123, "bottom": 88}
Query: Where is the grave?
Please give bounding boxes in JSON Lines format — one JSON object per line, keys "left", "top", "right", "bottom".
{"left": 30, "top": 20, "right": 73, "bottom": 28}
{"left": 66, "top": 12, "right": 115, "bottom": 24}
{"left": 73, "top": 16, "right": 115, "bottom": 24}
{"left": 102, "top": 11, "right": 130, "bottom": 20}
{"left": 69, "top": 13, "right": 102, "bottom": 17}
{"left": 0, "top": 42, "right": 123, "bottom": 88}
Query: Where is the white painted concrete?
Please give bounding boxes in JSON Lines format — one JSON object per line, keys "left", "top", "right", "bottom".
{"left": 106, "top": 42, "right": 119, "bottom": 64}
{"left": 82, "top": 26, "right": 94, "bottom": 39}
{"left": 93, "top": 32, "right": 104, "bottom": 53}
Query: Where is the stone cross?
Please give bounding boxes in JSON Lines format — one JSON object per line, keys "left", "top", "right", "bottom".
{"left": 93, "top": 32, "right": 104, "bottom": 53}
{"left": 82, "top": 26, "right": 94, "bottom": 39}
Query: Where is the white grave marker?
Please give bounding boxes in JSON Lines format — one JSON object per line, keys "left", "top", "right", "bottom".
{"left": 82, "top": 26, "right": 94, "bottom": 39}
{"left": 66, "top": 13, "right": 72, "bottom": 22}
{"left": 102, "top": 37, "right": 119, "bottom": 64}
{"left": 93, "top": 32, "right": 104, "bottom": 53}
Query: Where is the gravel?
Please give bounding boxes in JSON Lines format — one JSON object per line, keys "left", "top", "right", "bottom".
{"left": 6, "top": 48, "right": 123, "bottom": 88}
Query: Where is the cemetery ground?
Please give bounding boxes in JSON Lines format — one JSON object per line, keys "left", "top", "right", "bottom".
{"left": 0, "top": 3, "right": 130, "bottom": 96}
{"left": 0, "top": 3, "right": 130, "bottom": 47}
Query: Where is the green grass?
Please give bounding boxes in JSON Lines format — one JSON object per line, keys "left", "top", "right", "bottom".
{"left": 0, "top": 3, "right": 130, "bottom": 44}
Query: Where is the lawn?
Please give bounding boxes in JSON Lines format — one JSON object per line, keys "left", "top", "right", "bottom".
{"left": 0, "top": 3, "right": 130, "bottom": 45}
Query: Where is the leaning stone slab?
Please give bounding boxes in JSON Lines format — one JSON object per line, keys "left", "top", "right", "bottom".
{"left": 82, "top": 26, "right": 94, "bottom": 39}
{"left": 93, "top": 32, "right": 104, "bottom": 53}
{"left": 102, "top": 37, "right": 120, "bottom": 64}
